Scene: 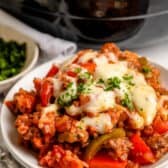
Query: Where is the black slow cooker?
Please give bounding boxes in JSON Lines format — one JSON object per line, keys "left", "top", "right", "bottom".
{"left": 0, "top": 0, "right": 168, "bottom": 49}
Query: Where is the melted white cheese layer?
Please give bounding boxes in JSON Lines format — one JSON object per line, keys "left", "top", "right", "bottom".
{"left": 53, "top": 53, "right": 158, "bottom": 129}
{"left": 94, "top": 61, "right": 128, "bottom": 80}
{"left": 131, "top": 85, "right": 157, "bottom": 125}
{"left": 83, "top": 86, "right": 115, "bottom": 115}
{"left": 78, "top": 51, "right": 97, "bottom": 63}
{"left": 81, "top": 113, "right": 113, "bottom": 134}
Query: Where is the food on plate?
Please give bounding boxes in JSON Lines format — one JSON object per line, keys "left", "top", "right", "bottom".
{"left": 0, "top": 38, "right": 26, "bottom": 81}
{"left": 5, "top": 43, "right": 168, "bottom": 168}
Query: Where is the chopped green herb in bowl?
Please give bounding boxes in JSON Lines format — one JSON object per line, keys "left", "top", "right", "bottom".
{"left": 0, "top": 25, "right": 39, "bottom": 93}
{"left": 0, "top": 38, "right": 26, "bottom": 81}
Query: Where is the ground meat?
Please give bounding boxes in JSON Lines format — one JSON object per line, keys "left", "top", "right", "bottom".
{"left": 55, "top": 115, "right": 89, "bottom": 144}
{"left": 142, "top": 126, "right": 154, "bottom": 136}
{"left": 15, "top": 114, "right": 31, "bottom": 136}
{"left": 15, "top": 113, "right": 44, "bottom": 149}
{"left": 104, "top": 137, "right": 132, "bottom": 161}
{"left": 119, "top": 51, "right": 141, "bottom": 70}
{"left": 126, "top": 160, "right": 140, "bottom": 168}
{"left": 100, "top": 43, "right": 121, "bottom": 58}
{"left": 58, "top": 129, "right": 89, "bottom": 144}
{"left": 39, "top": 145, "right": 88, "bottom": 168}
{"left": 108, "top": 105, "right": 128, "bottom": 127}
{"left": 145, "top": 66, "right": 162, "bottom": 93}
{"left": 11, "top": 89, "right": 36, "bottom": 114}
{"left": 31, "top": 111, "right": 41, "bottom": 126}
{"left": 55, "top": 115, "right": 74, "bottom": 133}
{"left": 146, "top": 133, "right": 168, "bottom": 159}
{"left": 38, "top": 111, "right": 56, "bottom": 137}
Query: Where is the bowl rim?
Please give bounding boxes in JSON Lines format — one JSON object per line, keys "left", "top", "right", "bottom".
{"left": 0, "top": 39, "right": 39, "bottom": 86}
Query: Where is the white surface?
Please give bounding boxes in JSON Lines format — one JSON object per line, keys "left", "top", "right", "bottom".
{"left": 134, "top": 40, "right": 168, "bottom": 68}
{"left": 0, "top": 9, "right": 77, "bottom": 57}
{"left": 1, "top": 56, "right": 168, "bottom": 168}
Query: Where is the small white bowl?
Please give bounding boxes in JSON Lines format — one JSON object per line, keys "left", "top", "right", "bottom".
{"left": 0, "top": 25, "right": 39, "bottom": 93}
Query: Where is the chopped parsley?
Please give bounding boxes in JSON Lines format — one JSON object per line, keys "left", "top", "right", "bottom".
{"left": 123, "top": 75, "right": 133, "bottom": 81}
{"left": 79, "top": 72, "right": 91, "bottom": 79}
{"left": 57, "top": 82, "right": 78, "bottom": 106}
{"left": 57, "top": 92, "right": 78, "bottom": 106}
{"left": 57, "top": 96, "right": 69, "bottom": 106}
{"left": 121, "top": 93, "right": 134, "bottom": 110}
{"left": 77, "top": 83, "right": 91, "bottom": 93}
{"left": 97, "top": 78, "right": 105, "bottom": 84}
{"left": 0, "top": 38, "right": 26, "bottom": 81}
{"left": 66, "top": 82, "right": 73, "bottom": 89}
{"left": 142, "top": 66, "right": 151, "bottom": 73}
{"left": 74, "top": 68, "right": 82, "bottom": 73}
{"left": 105, "top": 77, "right": 121, "bottom": 91}
{"left": 123, "top": 74, "right": 135, "bottom": 86}
{"left": 140, "top": 107, "right": 144, "bottom": 111}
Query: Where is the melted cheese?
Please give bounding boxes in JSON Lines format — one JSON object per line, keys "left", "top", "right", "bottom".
{"left": 78, "top": 51, "right": 97, "bottom": 63}
{"left": 81, "top": 113, "right": 113, "bottom": 134}
{"left": 66, "top": 105, "right": 82, "bottom": 116}
{"left": 83, "top": 86, "right": 115, "bottom": 115}
{"left": 53, "top": 51, "right": 158, "bottom": 128}
{"left": 42, "top": 104, "right": 59, "bottom": 114}
{"left": 94, "top": 61, "right": 128, "bottom": 80}
{"left": 127, "top": 70, "right": 146, "bottom": 86}
{"left": 129, "top": 112, "right": 144, "bottom": 129}
{"left": 93, "top": 55, "right": 108, "bottom": 65}
{"left": 114, "top": 83, "right": 129, "bottom": 98}
{"left": 107, "top": 52, "right": 118, "bottom": 63}
{"left": 50, "top": 78, "right": 62, "bottom": 97}
{"left": 131, "top": 85, "right": 157, "bottom": 125}
{"left": 66, "top": 86, "right": 115, "bottom": 116}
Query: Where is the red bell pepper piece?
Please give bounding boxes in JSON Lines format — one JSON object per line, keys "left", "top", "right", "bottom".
{"left": 5, "top": 100, "right": 15, "bottom": 111}
{"left": 40, "top": 80, "right": 53, "bottom": 106}
{"left": 130, "top": 133, "right": 155, "bottom": 165}
{"left": 46, "top": 64, "right": 59, "bottom": 77}
{"left": 153, "top": 116, "right": 168, "bottom": 134}
{"left": 33, "top": 78, "right": 42, "bottom": 92}
{"left": 89, "top": 154, "right": 127, "bottom": 168}
{"left": 80, "top": 62, "right": 96, "bottom": 74}
{"left": 67, "top": 71, "right": 77, "bottom": 77}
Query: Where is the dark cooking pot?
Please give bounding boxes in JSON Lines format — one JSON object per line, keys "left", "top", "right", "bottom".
{"left": 0, "top": 0, "right": 168, "bottom": 49}
{"left": 64, "top": 0, "right": 149, "bottom": 42}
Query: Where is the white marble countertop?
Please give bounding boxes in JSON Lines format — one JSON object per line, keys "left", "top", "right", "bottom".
{"left": 134, "top": 39, "right": 168, "bottom": 68}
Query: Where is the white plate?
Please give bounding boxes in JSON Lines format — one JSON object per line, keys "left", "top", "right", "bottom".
{"left": 0, "top": 57, "right": 168, "bottom": 168}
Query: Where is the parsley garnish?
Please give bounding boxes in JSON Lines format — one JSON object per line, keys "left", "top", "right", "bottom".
{"left": 142, "top": 66, "right": 151, "bottom": 73}
{"left": 57, "top": 95, "right": 72, "bottom": 106}
{"left": 67, "top": 82, "right": 73, "bottom": 89}
{"left": 140, "top": 108, "right": 144, "bottom": 111}
{"left": 79, "top": 72, "right": 91, "bottom": 79}
{"left": 77, "top": 83, "right": 91, "bottom": 93}
{"left": 97, "top": 78, "right": 105, "bottom": 84}
{"left": 123, "top": 75, "right": 133, "bottom": 81}
{"left": 74, "top": 68, "right": 81, "bottom": 73}
{"left": 57, "top": 92, "right": 78, "bottom": 107}
{"left": 57, "top": 82, "right": 78, "bottom": 107}
{"left": 105, "top": 77, "right": 121, "bottom": 91}
{"left": 121, "top": 93, "right": 134, "bottom": 110}
{"left": 123, "top": 74, "right": 135, "bottom": 86}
